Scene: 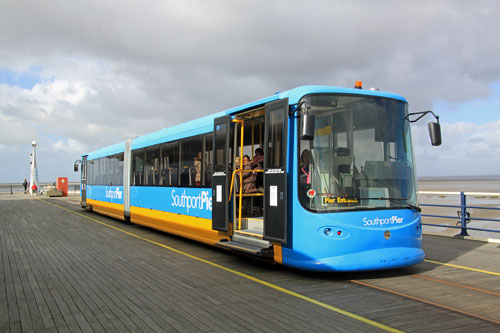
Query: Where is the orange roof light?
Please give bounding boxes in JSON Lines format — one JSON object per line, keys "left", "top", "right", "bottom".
{"left": 354, "top": 81, "right": 363, "bottom": 89}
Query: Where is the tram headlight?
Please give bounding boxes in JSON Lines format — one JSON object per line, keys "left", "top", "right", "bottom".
{"left": 319, "top": 226, "right": 349, "bottom": 240}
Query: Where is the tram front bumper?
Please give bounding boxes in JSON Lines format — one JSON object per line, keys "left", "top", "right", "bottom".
{"left": 283, "top": 247, "right": 425, "bottom": 272}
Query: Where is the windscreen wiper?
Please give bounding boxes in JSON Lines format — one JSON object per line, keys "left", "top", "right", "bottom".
{"left": 360, "top": 197, "right": 421, "bottom": 212}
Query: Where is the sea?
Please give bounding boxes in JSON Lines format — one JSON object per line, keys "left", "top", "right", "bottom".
{"left": 418, "top": 176, "right": 500, "bottom": 240}
{"left": 2, "top": 177, "right": 499, "bottom": 239}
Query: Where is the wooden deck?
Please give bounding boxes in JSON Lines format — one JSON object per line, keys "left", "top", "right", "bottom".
{"left": 1, "top": 194, "right": 499, "bottom": 332}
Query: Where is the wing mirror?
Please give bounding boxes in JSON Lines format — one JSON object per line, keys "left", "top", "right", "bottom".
{"left": 428, "top": 122, "right": 442, "bottom": 146}
{"left": 403, "top": 110, "right": 442, "bottom": 147}
{"left": 300, "top": 105, "right": 315, "bottom": 140}
{"left": 74, "top": 159, "right": 81, "bottom": 172}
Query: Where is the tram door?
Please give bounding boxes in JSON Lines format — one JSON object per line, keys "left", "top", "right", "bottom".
{"left": 212, "top": 116, "right": 231, "bottom": 231}
{"left": 263, "top": 99, "right": 288, "bottom": 244}
{"left": 81, "top": 155, "right": 88, "bottom": 207}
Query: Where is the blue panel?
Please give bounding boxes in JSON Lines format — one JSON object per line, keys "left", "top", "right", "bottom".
{"left": 279, "top": 85, "right": 407, "bottom": 105}
{"left": 131, "top": 111, "right": 226, "bottom": 150}
{"left": 222, "top": 95, "right": 280, "bottom": 115}
{"left": 87, "top": 142, "right": 125, "bottom": 160}
{"left": 130, "top": 187, "right": 213, "bottom": 219}
{"left": 88, "top": 185, "right": 124, "bottom": 205}
{"left": 283, "top": 246, "right": 424, "bottom": 272}
{"left": 282, "top": 206, "right": 423, "bottom": 271}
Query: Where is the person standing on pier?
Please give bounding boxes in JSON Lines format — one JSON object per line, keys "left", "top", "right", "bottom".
{"left": 23, "top": 179, "right": 28, "bottom": 194}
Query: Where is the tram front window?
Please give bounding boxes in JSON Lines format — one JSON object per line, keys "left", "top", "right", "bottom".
{"left": 298, "top": 94, "right": 417, "bottom": 212}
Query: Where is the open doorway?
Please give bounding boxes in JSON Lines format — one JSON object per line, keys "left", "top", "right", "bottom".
{"left": 231, "top": 108, "right": 265, "bottom": 236}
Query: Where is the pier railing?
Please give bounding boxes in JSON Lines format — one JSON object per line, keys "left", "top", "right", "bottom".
{"left": 419, "top": 191, "right": 500, "bottom": 236}
{"left": 0, "top": 183, "right": 80, "bottom": 194}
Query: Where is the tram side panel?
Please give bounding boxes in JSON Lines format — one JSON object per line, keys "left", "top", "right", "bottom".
{"left": 128, "top": 186, "right": 224, "bottom": 246}
{"left": 86, "top": 185, "right": 126, "bottom": 221}
{"left": 86, "top": 184, "right": 225, "bottom": 246}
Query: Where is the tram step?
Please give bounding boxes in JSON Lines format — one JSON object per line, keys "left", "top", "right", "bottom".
{"left": 215, "top": 241, "right": 273, "bottom": 257}
{"left": 238, "top": 218, "right": 263, "bottom": 231}
{"left": 232, "top": 233, "right": 270, "bottom": 249}
{"left": 247, "top": 218, "right": 263, "bottom": 231}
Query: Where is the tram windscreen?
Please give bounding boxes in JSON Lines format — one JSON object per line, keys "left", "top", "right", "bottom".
{"left": 298, "top": 94, "right": 417, "bottom": 212}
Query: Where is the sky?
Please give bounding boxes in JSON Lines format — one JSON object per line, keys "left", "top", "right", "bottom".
{"left": 1, "top": 0, "right": 499, "bottom": 183}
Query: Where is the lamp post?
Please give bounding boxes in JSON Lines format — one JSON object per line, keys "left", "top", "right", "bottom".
{"left": 29, "top": 141, "right": 39, "bottom": 195}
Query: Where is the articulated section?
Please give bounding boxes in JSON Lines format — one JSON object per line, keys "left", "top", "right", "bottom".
{"left": 123, "top": 139, "right": 132, "bottom": 221}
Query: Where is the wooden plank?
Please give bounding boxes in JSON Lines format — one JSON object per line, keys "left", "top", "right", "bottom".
{"left": 0, "top": 230, "right": 11, "bottom": 332}
{"left": 12, "top": 232, "right": 46, "bottom": 332}
{"left": 2, "top": 195, "right": 500, "bottom": 332}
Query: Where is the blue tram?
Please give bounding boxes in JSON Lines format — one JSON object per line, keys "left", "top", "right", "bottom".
{"left": 76, "top": 83, "right": 441, "bottom": 272}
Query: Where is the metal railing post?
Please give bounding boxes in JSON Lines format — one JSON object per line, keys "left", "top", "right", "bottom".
{"left": 458, "top": 191, "right": 469, "bottom": 236}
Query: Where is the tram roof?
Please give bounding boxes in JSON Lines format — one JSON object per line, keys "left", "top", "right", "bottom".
{"left": 85, "top": 85, "right": 406, "bottom": 159}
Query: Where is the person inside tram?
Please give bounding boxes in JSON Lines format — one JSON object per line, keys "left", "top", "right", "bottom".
{"left": 253, "top": 148, "right": 263, "bottom": 168}
{"left": 193, "top": 152, "right": 202, "bottom": 186}
{"left": 299, "top": 149, "right": 312, "bottom": 203}
{"left": 235, "top": 156, "right": 241, "bottom": 170}
{"left": 253, "top": 148, "right": 264, "bottom": 189}
{"left": 300, "top": 149, "right": 312, "bottom": 186}
{"left": 242, "top": 155, "right": 257, "bottom": 193}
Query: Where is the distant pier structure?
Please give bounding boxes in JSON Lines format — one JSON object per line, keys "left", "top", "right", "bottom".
{"left": 29, "top": 140, "right": 39, "bottom": 195}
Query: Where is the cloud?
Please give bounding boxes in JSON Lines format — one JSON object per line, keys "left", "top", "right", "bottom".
{"left": 0, "top": 0, "right": 500, "bottom": 181}
{"left": 413, "top": 120, "right": 500, "bottom": 176}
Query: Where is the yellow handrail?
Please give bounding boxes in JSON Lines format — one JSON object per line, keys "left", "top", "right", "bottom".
{"left": 229, "top": 118, "right": 265, "bottom": 230}
{"left": 228, "top": 168, "right": 264, "bottom": 199}
{"left": 233, "top": 119, "right": 245, "bottom": 230}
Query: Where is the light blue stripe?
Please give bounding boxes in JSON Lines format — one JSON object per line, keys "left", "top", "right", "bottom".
{"left": 85, "top": 85, "right": 407, "bottom": 158}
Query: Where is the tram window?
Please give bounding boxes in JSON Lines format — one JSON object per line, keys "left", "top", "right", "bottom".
{"left": 132, "top": 149, "right": 145, "bottom": 186}
{"left": 96, "top": 158, "right": 101, "bottom": 185}
{"left": 92, "top": 159, "right": 98, "bottom": 185}
{"left": 100, "top": 157, "right": 107, "bottom": 185}
{"left": 96, "top": 160, "right": 100, "bottom": 185}
{"left": 204, "top": 134, "right": 213, "bottom": 187}
{"left": 91, "top": 161, "right": 94, "bottom": 185}
{"left": 108, "top": 156, "right": 112, "bottom": 186}
{"left": 180, "top": 135, "right": 203, "bottom": 187}
{"left": 160, "top": 142, "right": 178, "bottom": 186}
{"left": 266, "top": 109, "right": 284, "bottom": 168}
{"left": 145, "top": 145, "right": 160, "bottom": 186}
{"left": 336, "top": 132, "right": 347, "bottom": 148}
{"left": 107, "top": 155, "right": 115, "bottom": 185}
{"left": 97, "top": 158, "right": 103, "bottom": 185}
{"left": 115, "top": 153, "right": 124, "bottom": 186}
{"left": 94, "top": 158, "right": 99, "bottom": 185}
{"left": 353, "top": 128, "right": 381, "bottom": 171}
{"left": 214, "top": 122, "right": 226, "bottom": 172}
{"left": 93, "top": 159, "right": 99, "bottom": 185}
{"left": 88, "top": 160, "right": 93, "bottom": 185}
